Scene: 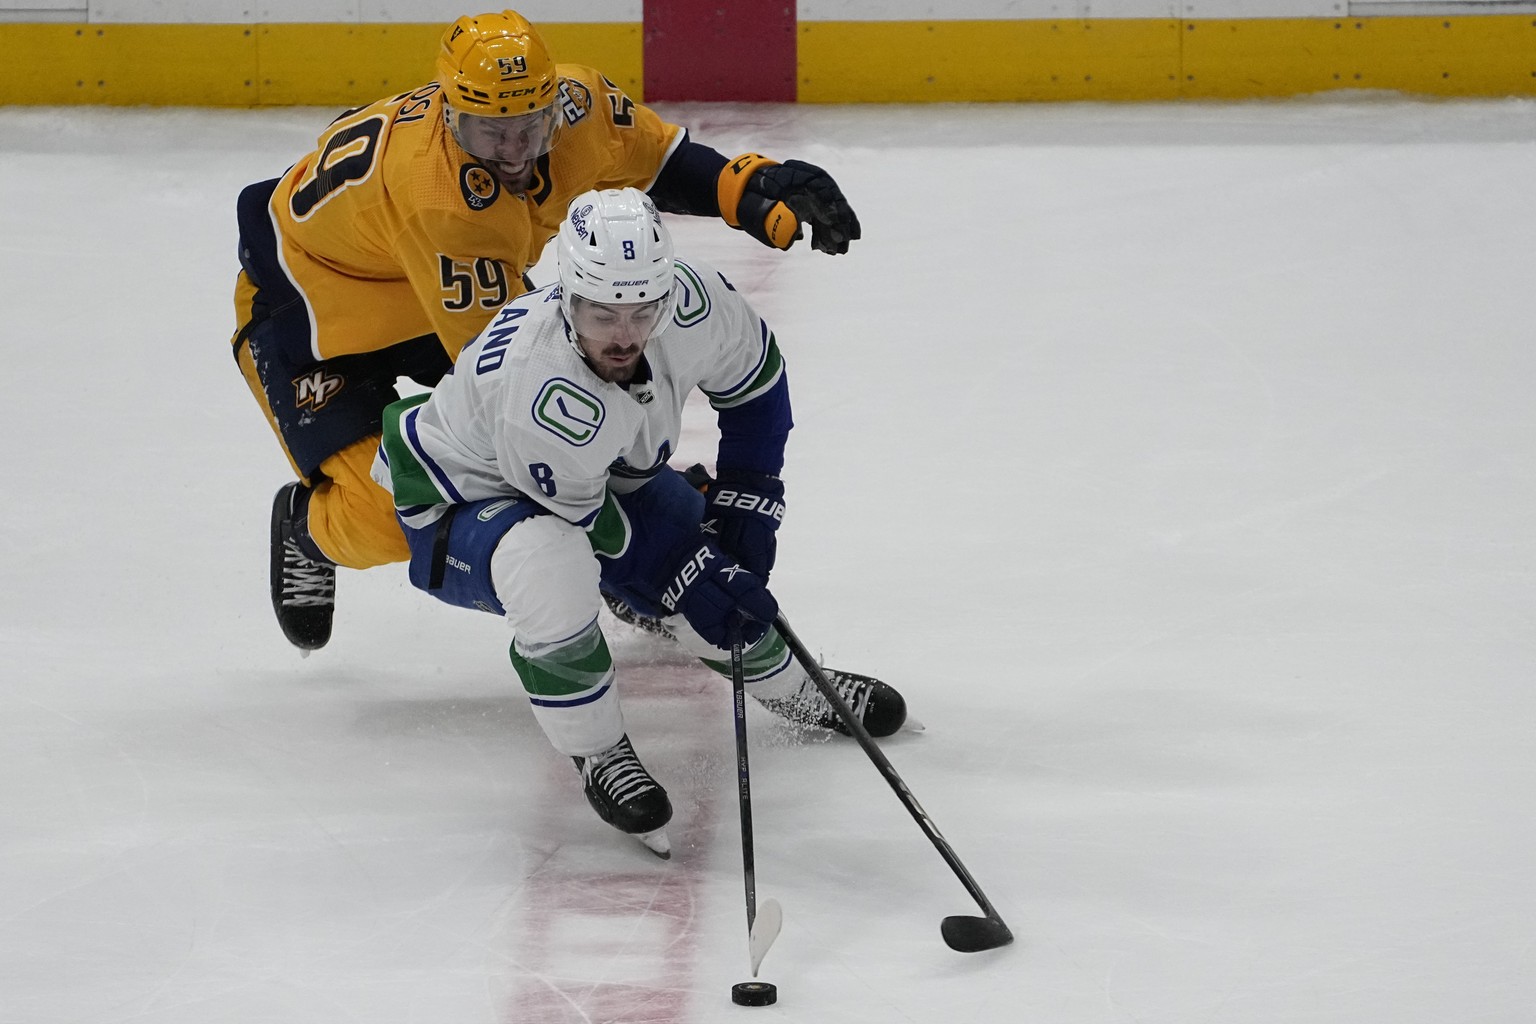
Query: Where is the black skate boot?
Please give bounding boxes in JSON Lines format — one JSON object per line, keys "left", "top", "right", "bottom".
{"left": 270, "top": 482, "right": 336, "bottom": 651}
{"left": 573, "top": 734, "right": 674, "bottom": 858}
{"left": 757, "top": 669, "right": 910, "bottom": 738}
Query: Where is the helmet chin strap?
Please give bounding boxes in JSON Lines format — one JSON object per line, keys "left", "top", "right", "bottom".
{"left": 562, "top": 314, "right": 587, "bottom": 360}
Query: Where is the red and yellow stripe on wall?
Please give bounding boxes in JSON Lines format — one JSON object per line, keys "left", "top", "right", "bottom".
{"left": 0, "top": 6, "right": 1532, "bottom": 105}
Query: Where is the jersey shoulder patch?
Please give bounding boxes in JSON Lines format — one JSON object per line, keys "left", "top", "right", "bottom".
{"left": 554, "top": 70, "right": 594, "bottom": 127}
{"left": 459, "top": 161, "right": 501, "bottom": 210}
{"left": 671, "top": 259, "right": 715, "bottom": 328}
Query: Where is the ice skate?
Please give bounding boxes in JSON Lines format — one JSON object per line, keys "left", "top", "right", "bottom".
{"left": 573, "top": 734, "right": 674, "bottom": 858}
{"left": 756, "top": 669, "right": 913, "bottom": 738}
{"left": 270, "top": 482, "right": 336, "bottom": 652}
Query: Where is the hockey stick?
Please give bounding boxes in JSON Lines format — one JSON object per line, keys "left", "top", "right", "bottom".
{"left": 731, "top": 621, "right": 783, "bottom": 975}
{"left": 774, "top": 613, "right": 1014, "bottom": 953}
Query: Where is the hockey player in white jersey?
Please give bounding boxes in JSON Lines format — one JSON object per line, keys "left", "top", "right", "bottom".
{"left": 371, "top": 187, "right": 906, "bottom": 856}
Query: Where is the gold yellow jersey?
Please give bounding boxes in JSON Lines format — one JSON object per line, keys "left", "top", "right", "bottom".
{"left": 266, "top": 65, "right": 683, "bottom": 363}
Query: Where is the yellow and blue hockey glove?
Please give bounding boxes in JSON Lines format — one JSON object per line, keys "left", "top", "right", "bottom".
{"left": 718, "top": 154, "right": 861, "bottom": 255}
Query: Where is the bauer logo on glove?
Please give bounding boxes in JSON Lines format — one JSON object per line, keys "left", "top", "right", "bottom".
{"left": 707, "top": 470, "right": 785, "bottom": 579}
{"left": 710, "top": 488, "right": 785, "bottom": 523}
{"left": 657, "top": 533, "right": 777, "bottom": 648}
{"left": 661, "top": 544, "right": 718, "bottom": 613}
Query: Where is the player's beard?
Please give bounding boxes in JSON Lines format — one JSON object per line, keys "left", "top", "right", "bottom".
{"left": 589, "top": 344, "right": 642, "bottom": 384}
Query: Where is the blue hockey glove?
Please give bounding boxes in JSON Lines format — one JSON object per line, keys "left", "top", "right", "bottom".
{"left": 706, "top": 469, "right": 785, "bottom": 579}
{"left": 659, "top": 533, "right": 778, "bottom": 648}
{"left": 719, "top": 154, "right": 861, "bottom": 255}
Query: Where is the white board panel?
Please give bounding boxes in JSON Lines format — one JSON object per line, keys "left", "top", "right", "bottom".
{"left": 357, "top": 0, "right": 641, "bottom": 21}
{"left": 0, "top": 6, "right": 85, "bottom": 21}
{"left": 799, "top": 0, "right": 1354, "bottom": 14}
{"left": 88, "top": 0, "right": 247, "bottom": 20}
{"left": 1352, "top": 0, "right": 1536, "bottom": 7}
{"left": 801, "top": 0, "right": 1078, "bottom": 17}
{"left": 84, "top": 0, "right": 640, "bottom": 23}
{"left": 1185, "top": 0, "right": 1341, "bottom": 15}
{"left": 1087, "top": 0, "right": 1180, "bottom": 15}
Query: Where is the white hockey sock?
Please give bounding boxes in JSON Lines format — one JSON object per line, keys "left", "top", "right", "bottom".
{"left": 510, "top": 620, "right": 626, "bottom": 758}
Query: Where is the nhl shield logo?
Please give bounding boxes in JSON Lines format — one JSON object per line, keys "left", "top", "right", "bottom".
{"left": 460, "top": 163, "right": 500, "bottom": 210}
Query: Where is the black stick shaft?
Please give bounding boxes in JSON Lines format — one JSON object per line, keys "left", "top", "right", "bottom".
{"left": 730, "top": 624, "right": 758, "bottom": 935}
{"left": 774, "top": 613, "right": 1009, "bottom": 928}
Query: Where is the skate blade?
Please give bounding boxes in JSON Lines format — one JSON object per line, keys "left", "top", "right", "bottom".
{"left": 901, "top": 714, "right": 926, "bottom": 733}
{"left": 636, "top": 827, "right": 671, "bottom": 859}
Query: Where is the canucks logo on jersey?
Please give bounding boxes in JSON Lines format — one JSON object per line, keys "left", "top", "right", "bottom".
{"left": 534, "top": 377, "right": 605, "bottom": 445}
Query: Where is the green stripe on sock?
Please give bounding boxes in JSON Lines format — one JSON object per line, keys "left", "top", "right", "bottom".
{"left": 700, "top": 627, "right": 789, "bottom": 680}
{"left": 509, "top": 625, "right": 614, "bottom": 697}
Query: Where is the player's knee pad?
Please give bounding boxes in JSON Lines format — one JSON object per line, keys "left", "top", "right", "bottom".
{"left": 236, "top": 293, "right": 449, "bottom": 480}
{"left": 401, "top": 496, "right": 544, "bottom": 614}
{"left": 492, "top": 513, "right": 603, "bottom": 644}
{"left": 242, "top": 331, "right": 420, "bottom": 479}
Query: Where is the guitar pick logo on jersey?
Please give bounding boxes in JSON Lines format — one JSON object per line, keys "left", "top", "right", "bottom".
{"left": 292, "top": 369, "right": 345, "bottom": 411}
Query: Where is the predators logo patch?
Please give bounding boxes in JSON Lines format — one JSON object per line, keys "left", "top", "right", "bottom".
{"left": 293, "top": 369, "right": 345, "bottom": 411}
{"left": 460, "top": 163, "right": 500, "bottom": 210}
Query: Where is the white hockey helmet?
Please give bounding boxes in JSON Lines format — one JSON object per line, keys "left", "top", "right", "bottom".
{"left": 557, "top": 187, "right": 675, "bottom": 340}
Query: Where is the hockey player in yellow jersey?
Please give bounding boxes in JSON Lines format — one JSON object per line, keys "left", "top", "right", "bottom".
{"left": 232, "top": 10, "right": 861, "bottom": 651}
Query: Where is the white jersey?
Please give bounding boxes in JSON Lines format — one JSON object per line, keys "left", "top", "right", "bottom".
{"left": 373, "top": 258, "right": 786, "bottom": 531}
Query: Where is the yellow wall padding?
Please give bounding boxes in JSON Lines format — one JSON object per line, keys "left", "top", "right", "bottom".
{"left": 800, "top": 19, "right": 1185, "bottom": 102}
{"left": 0, "top": 22, "right": 644, "bottom": 106}
{"left": 1179, "top": 17, "right": 1536, "bottom": 99}
{"left": 798, "top": 16, "right": 1536, "bottom": 102}
{"left": 1, "top": 17, "right": 1531, "bottom": 105}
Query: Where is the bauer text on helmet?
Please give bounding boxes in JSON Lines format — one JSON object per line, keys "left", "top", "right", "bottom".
{"left": 558, "top": 188, "right": 677, "bottom": 383}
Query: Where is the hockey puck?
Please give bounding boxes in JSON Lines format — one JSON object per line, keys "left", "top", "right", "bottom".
{"left": 731, "top": 981, "right": 777, "bottom": 1007}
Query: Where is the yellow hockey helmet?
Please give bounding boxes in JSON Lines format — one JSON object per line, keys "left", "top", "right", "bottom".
{"left": 436, "top": 10, "right": 559, "bottom": 116}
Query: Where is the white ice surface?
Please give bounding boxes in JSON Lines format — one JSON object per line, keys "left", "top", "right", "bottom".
{"left": 1, "top": 97, "right": 1533, "bottom": 1023}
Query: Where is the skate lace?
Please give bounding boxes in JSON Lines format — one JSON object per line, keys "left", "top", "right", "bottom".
{"left": 823, "top": 670, "right": 874, "bottom": 722}
{"left": 281, "top": 539, "right": 335, "bottom": 608}
{"left": 587, "top": 742, "right": 659, "bottom": 804}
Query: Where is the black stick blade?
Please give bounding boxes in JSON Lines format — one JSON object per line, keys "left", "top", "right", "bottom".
{"left": 941, "top": 914, "right": 1015, "bottom": 953}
